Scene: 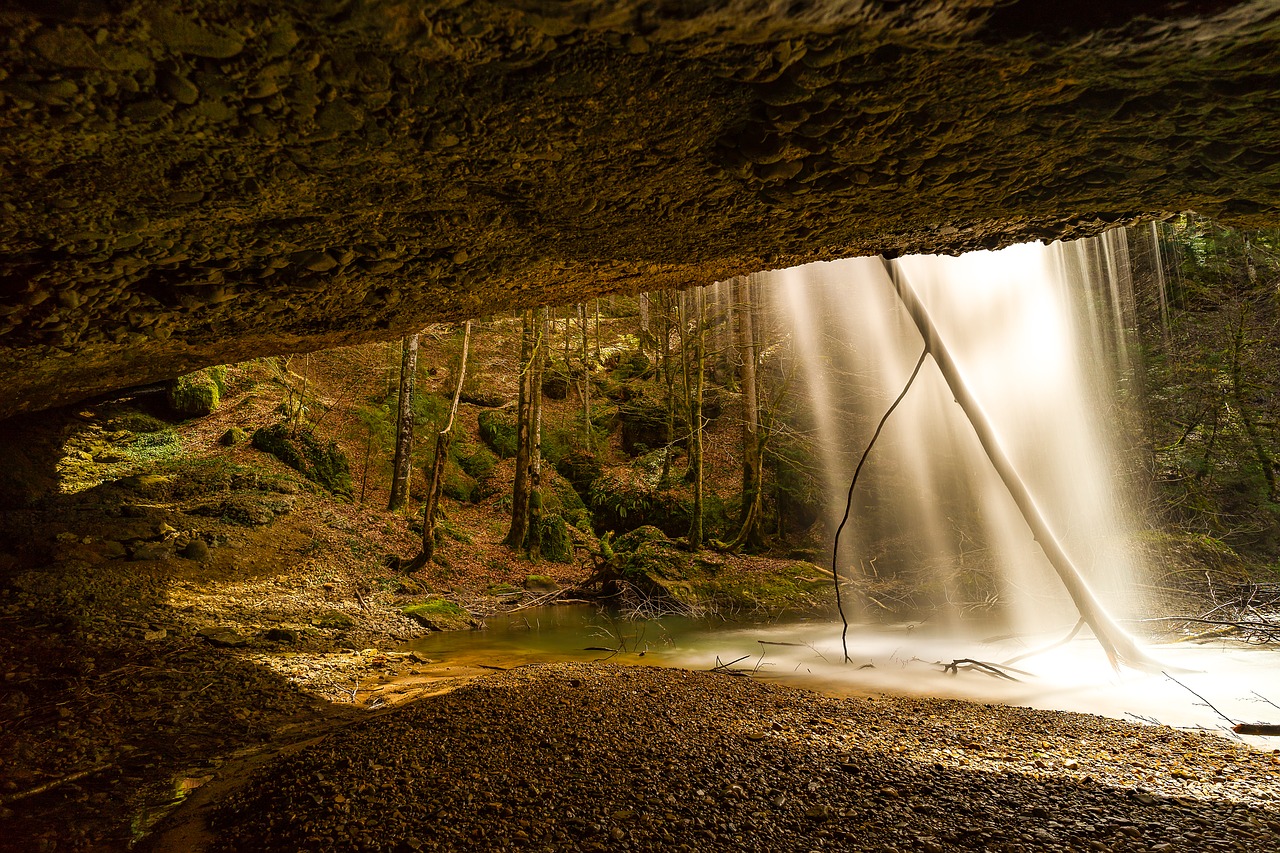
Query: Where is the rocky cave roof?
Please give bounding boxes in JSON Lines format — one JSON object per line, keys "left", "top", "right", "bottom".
{"left": 2, "top": 0, "right": 1279, "bottom": 417}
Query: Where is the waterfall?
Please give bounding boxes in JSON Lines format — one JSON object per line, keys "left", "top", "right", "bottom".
{"left": 764, "top": 234, "right": 1145, "bottom": 642}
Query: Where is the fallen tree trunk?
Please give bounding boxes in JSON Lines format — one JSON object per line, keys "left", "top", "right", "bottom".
{"left": 880, "top": 258, "right": 1156, "bottom": 671}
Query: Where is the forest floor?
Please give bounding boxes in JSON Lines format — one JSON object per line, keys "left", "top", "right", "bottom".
{"left": 0, "top": 331, "right": 831, "bottom": 851}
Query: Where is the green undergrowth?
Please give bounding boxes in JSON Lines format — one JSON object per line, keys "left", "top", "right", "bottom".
{"left": 251, "top": 423, "right": 353, "bottom": 497}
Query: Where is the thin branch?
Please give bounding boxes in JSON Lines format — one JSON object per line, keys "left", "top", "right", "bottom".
{"left": 1164, "top": 671, "right": 1239, "bottom": 725}
{"left": 831, "top": 345, "right": 929, "bottom": 663}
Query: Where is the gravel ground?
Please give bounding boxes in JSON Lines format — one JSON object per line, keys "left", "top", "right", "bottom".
{"left": 204, "top": 662, "right": 1280, "bottom": 853}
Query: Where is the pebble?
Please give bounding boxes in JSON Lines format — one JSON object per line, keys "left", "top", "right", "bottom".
{"left": 211, "top": 663, "right": 1280, "bottom": 852}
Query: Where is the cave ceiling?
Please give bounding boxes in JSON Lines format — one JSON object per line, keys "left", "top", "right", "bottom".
{"left": 2, "top": 0, "right": 1280, "bottom": 417}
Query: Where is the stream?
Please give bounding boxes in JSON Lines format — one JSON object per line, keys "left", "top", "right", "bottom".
{"left": 402, "top": 604, "right": 1280, "bottom": 746}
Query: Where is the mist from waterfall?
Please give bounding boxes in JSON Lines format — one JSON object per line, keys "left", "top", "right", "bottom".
{"left": 759, "top": 235, "right": 1147, "bottom": 638}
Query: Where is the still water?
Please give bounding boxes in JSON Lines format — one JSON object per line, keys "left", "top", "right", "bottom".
{"left": 403, "top": 605, "right": 1280, "bottom": 746}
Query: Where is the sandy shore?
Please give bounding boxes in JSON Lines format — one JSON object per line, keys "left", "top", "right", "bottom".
{"left": 144, "top": 662, "right": 1280, "bottom": 853}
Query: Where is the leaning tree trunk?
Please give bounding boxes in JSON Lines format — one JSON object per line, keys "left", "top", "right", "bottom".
{"left": 403, "top": 321, "right": 471, "bottom": 572}
{"left": 505, "top": 310, "right": 536, "bottom": 549}
{"left": 880, "top": 258, "right": 1155, "bottom": 671}
{"left": 388, "top": 332, "right": 419, "bottom": 512}
{"left": 730, "top": 276, "right": 765, "bottom": 549}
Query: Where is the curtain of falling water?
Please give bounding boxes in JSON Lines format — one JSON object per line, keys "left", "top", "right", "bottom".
{"left": 760, "top": 234, "right": 1145, "bottom": 637}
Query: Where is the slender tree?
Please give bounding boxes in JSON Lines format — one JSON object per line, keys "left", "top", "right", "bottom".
{"left": 403, "top": 321, "right": 471, "bottom": 571}
{"left": 578, "top": 302, "right": 594, "bottom": 451}
{"left": 388, "top": 332, "right": 419, "bottom": 512}
{"left": 527, "top": 308, "right": 547, "bottom": 559}
{"left": 688, "top": 287, "right": 706, "bottom": 549}
{"left": 659, "top": 290, "right": 676, "bottom": 484}
{"left": 730, "top": 277, "right": 765, "bottom": 548}
{"left": 505, "top": 310, "right": 536, "bottom": 548}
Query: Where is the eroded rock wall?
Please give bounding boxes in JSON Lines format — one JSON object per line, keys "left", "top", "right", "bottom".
{"left": 2, "top": 0, "right": 1280, "bottom": 417}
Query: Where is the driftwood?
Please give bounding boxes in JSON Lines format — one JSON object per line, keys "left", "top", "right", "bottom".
{"left": 0, "top": 763, "right": 114, "bottom": 805}
{"left": 881, "top": 258, "right": 1156, "bottom": 672}
{"left": 941, "top": 659, "right": 1029, "bottom": 681}
{"left": 1232, "top": 723, "right": 1280, "bottom": 736}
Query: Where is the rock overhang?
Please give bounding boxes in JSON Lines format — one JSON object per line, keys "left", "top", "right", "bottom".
{"left": 1, "top": 0, "right": 1279, "bottom": 418}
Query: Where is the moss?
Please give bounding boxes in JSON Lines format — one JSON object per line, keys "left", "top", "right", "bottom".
{"left": 251, "top": 423, "right": 353, "bottom": 497}
{"left": 524, "top": 573, "right": 559, "bottom": 591}
{"left": 166, "top": 367, "right": 223, "bottom": 417}
{"left": 113, "top": 411, "right": 169, "bottom": 433}
{"left": 458, "top": 445, "right": 497, "bottom": 479}
{"left": 477, "top": 410, "right": 518, "bottom": 458}
{"left": 220, "top": 426, "right": 249, "bottom": 446}
{"left": 442, "top": 462, "right": 477, "bottom": 502}
{"left": 315, "top": 609, "right": 355, "bottom": 629}
{"left": 402, "top": 598, "right": 473, "bottom": 631}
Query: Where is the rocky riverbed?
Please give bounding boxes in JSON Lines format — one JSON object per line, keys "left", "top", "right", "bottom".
{"left": 164, "top": 662, "right": 1280, "bottom": 853}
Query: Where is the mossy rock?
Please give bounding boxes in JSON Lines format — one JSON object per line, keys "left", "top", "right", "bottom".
{"left": 477, "top": 409, "right": 518, "bottom": 458}
{"left": 315, "top": 609, "right": 355, "bottom": 629}
{"left": 458, "top": 445, "right": 497, "bottom": 480}
{"left": 556, "top": 450, "right": 601, "bottom": 494}
{"left": 613, "top": 525, "right": 671, "bottom": 552}
{"left": 524, "top": 573, "right": 559, "bottom": 592}
{"left": 220, "top": 426, "right": 249, "bottom": 446}
{"left": 619, "top": 396, "right": 671, "bottom": 456}
{"left": 442, "top": 462, "right": 477, "bottom": 502}
{"left": 402, "top": 598, "right": 474, "bottom": 631}
{"left": 166, "top": 367, "right": 224, "bottom": 417}
{"left": 251, "top": 423, "right": 353, "bottom": 496}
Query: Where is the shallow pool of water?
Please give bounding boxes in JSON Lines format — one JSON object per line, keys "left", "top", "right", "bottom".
{"left": 402, "top": 605, "right": 1280, "bottom": 745}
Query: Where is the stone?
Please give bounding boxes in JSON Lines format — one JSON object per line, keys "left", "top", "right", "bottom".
{"left": 158, "top": 71, "right": 199, "bottom": 105}
{"left": 128, "top": 540, "right": 173, "bottom": 561}
{"left": 145, "top": 10, "right": 244, "bottom": 59}
{"left": 263, "top": 627, "right": 299, "bottom": 644}
{"left": 181, "top": 538, "right": 210, "bottom": 561}
{"left": 199, "top": 626, "right": 248, "bottom": 648}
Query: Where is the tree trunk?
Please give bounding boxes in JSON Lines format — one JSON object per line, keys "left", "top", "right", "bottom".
{"left": 527, "top": 308, "right": 546, "bottom": 559}
{"left": 404, "top": 322, "right": 471, "bottom": 571}
{"left": 505, "top": 310, "right": 535, "bottom": 549}
{"left": 660, "top": 291, "right": 675, "bottom": 484}
{"left": 387, "top": 332, "right": 419, "bottom": 512}
{"left": 731, "top": 277, "right": 765, "bottom": 548}
{"left": 578, "top": 303, "right": 594, "bottom": 451}
{"left": 881, "top": 258, "right": 1155, "bottom": 671}
{"left": 688, "top": 287, "right": 706, "bottom": 549}
{"left": 1229, "top": 304, "right": 1277, "bottom": 501}
{"left": 639, "top": 292, "right": 651, "bottom": 356}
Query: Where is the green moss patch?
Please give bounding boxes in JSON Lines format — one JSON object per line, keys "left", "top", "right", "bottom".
{"left": 402, "top": 598, "right": 474, "bottom": 631}
{"left": 167, "top": 367, "right": 224, "bottom": 417}
{"left": 251, "top": 424, "right": 352, "bottom": 497}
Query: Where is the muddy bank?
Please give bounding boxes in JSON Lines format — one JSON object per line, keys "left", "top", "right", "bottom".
{"left": 165, "top": 662, "right": 1280, "bottom": 853}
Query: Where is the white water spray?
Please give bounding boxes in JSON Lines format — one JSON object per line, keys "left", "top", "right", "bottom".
{"left": 765, "top": 236, "right": 1147, "bottom": 654}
